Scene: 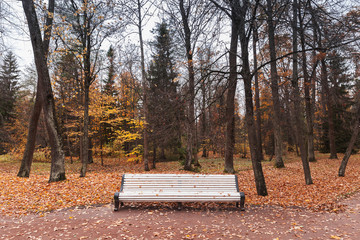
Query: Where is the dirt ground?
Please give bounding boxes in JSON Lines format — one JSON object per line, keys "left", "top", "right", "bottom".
{"left": 0, "top": 192, "right": 359, "bottom": 240}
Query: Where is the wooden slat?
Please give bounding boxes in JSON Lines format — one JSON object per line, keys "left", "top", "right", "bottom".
{"left": 119, "top": 191, "right": 241, "bottom": 202}
{"left": 120, "top": 192, "right": 241, "bottom": 197}
{"left": 123, "top": 184, "right": 237, "bottom": 187}
{"left": 120, "top": 198, "right": 240, "bottom": 202}
{"left": 125, "top": 174, "right": 235, "bottom": 177}
{"left": 114, "top": 174, "right": 245, "bottom": 210}
{"left": 121, "top": 174, "right": 238, "bottom": 192}
{"left": 123, "top": 187, "right": 237, "bottom": 190}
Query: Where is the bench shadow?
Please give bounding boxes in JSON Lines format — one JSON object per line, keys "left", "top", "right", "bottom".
{"left": 116, "top": 202, "right": 243, "bottom": 212}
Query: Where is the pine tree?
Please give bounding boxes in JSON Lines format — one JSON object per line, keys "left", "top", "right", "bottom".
{"left": 54, "top": 53, "right": 81, "bottom": 160}
{"left": 320, "top": 51, "right": 354, "bottom": 153}
{"left": 0, "top": 51, "right": 20, "bottom": 122}
{"left": 0, "top": 51, "right": 20, "bottom": 154}
{"left": 103, "top": 46, "right": 118, "bottom": 97}
{"left": 97, "top": 47, "right": 120, "bottom": 152}
{"left": 147, "top": 22, "right": 182, "bottom": 160}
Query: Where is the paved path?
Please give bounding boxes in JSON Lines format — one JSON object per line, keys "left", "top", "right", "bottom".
{"left": 1, "top": 193, "right": 359, "bottom": 239}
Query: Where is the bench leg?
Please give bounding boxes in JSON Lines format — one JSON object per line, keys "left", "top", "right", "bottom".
{"left": 114, "top": 192, "right": 120, "bottom": 211}
{"left": 177, "top": 202, "right": 182, "bottom": 210}
{"left": 239, "top": 192, "right": 245, "bottom": 211}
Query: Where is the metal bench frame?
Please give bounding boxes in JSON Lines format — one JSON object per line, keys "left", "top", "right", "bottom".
{"left": 114, "top": 174, "right": 245, "bottom": 211}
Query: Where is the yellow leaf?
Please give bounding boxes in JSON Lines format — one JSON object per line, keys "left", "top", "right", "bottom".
{"left": 330, "top": 236, "right": 342, "bottom": 240}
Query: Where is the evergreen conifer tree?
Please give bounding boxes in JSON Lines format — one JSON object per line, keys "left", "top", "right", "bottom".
{"left": 0, "top": 51, "right": 20, "bottom": 122}
{"left": 147, "top": 22, "right": 182, "bottom": 159}
{"left": 100, "top": 46, "right": 118, "bottom": 147}
{"left": 104, "top": 46, "right": 118, "bottom": 97}
{"left": 320, "top": 51, "right": 355, "bottom": 153}
{"left": 0, "top": 51, "right": 20, "bottom": 154}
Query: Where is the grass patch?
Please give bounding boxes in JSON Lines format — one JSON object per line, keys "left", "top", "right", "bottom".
{"left": 0, "top": 153, "right": 15, "bottom": 163}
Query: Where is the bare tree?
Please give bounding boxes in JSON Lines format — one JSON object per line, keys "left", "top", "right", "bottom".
{"left": 211, "top": 0, "right": 268, "bottom": 195}
{"left": 56, "top": 0, "right": 121, "bottom": 177}
{"left": 239, "top": 0, "right": 267, "bottom": 195}
{"left": 208, "top": 0, "right": 240, "bottom": 173}
{"left": 179, "top": 0, "right": 199, "bottom": 170}
{"left": 21, "top": 0, "right": 66, "bottom": 182}
{"left": 221, "top": 0, "right": 239, "bottom": 174}
{"left": 18, "top": 0, "right": 55, "bottom": 178}
{"left": 338, "top": 90, "right": 360, "bottom": 177}
{"left": 118, "top": 0, "right": 154, "bottom": 171}
{"left": 307, "top": 0, "right": 356, "bottom": 160}
{"left": 253, "top": 22, "right": 264, "bottom": 161}
{"left": 298, "top": 0, "right": 316, "bottom": 162}
{"left": 265, "top": 0, "right": 285, "bottom": 168}
{"left": 339, "top": 51, "right": 360, "bottom": 176}
{"left": 291, "top": 0, "right": 312, "bottom": 185}
{"left": 163, "top": 0, "right": 215, "bottom": 170}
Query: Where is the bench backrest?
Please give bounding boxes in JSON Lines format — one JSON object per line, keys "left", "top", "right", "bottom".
{"left": 121, "top": 174, "right": 239, "bottom": 192}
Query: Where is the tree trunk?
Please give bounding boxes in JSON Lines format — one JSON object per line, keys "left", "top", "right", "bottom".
{"left": 201, "top": 75, "right": 208, "bottom": 158}
{"left": 100, "top": 129, "right": 103, "bottom": 166}
{"left": 185, "top": 125, "right": 194, "bottom": 170}
{"left": 180, "top": 0, "right": 197, "bottom": 170}
{"left": 65, "top": 112, "right": 73, "bottom": 164}
{"left": 309, "top": 1, "right": 337, "bottom": 159}
{"left": 137, "top": 0, "right": 150, "bottom": 171}
{"left": 338, "top": 99, "right": 360, "bottom": 177}
{"left": 152, "top": 144, "right": 156, "bottom": 169}
{"left": 321, "top": 58, "right": 338, "bottom": 159}
{"left": 298, "top": 8, "right": 316, "bottom": 162}
{"left": 193, "top": 121, "right": 200, "bottom": 167}
{"left": 160, "top": 147, "right": 166, "bottom": 161}
{"left": 292, "top": 0, "right": 312, "bottom": 185}
{"left": 284, "top": 82, "right": 298, "bottom": 152}
{"left": 80, "top": 6, "right": 92, "bottom": 178}
{"left": 80, "top": 83, "right": 90, "bottom": 177}
{"left": 238, "top": 1, "right": 267, "bottom": 196}
{"left": 310, "top": 18, "right": 319, "bottom": 162}
{"left": 201, "top": 146, "right": 208, "bottom": 158}
{"left": 88, "top": 137, "right": 93, "bottom": 164}
{"left": 253, "top": 24, "right": 264, "bottom": 161}
{"left": 18, "top": 0, "right": 55, "bottom": 178}
{"left": 310, "top": 51, "right": 317, "bottom": 159}
{"left": 79, "top": 135, "right": 83, "bottom": 162}
{"left": 143, "top": 92, "right": 150, "bottom": 171}
{"left": 22, "top": 0, "right": 66, "bottom": 182}
{"left": 224, "top": 9, "right": 239, "bottom": 174}
{"left": 266, "top": 0, "right": 284, "bottom": 168}
{"left": 17, "top": 90, "right": 42, "bottom": 177}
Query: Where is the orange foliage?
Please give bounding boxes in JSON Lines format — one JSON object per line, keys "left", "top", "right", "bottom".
{"left": 0, "top": 153, "right": 359, "bottom": 216}
{"left": 4, "top": 93, "right": 33, "bottom": 153}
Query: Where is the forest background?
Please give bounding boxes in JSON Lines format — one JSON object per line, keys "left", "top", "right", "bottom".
{"left": 0, "top": 0, "right": 360, "bottom": 205}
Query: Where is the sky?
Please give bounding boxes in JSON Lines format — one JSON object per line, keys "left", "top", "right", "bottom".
{"left": 1, "top": 0, "right": 246, "bottom": 116}
{"left": 2, "top": 0, "right": 243, "bottom": 108}
{"left": 2, "top": 0, "right": 234, "bottom": 93}
{"left": 2, "top": 0, "right": 33, "bottom": 71}
{"left": 2, "top": 0, "right": 162, "bottom": 73}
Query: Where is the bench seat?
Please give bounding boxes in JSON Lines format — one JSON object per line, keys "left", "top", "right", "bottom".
{"left": 114, "top": 174, "right": 245, "bottom": 210}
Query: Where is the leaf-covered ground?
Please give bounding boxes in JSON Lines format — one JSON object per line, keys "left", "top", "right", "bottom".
{"left": 0, "top": 152, "right": 359, "bottom": 217}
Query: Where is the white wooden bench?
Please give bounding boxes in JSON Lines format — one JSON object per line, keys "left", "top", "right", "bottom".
{"left": 114, "top": 174, "right": 245, "bottom": 211}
